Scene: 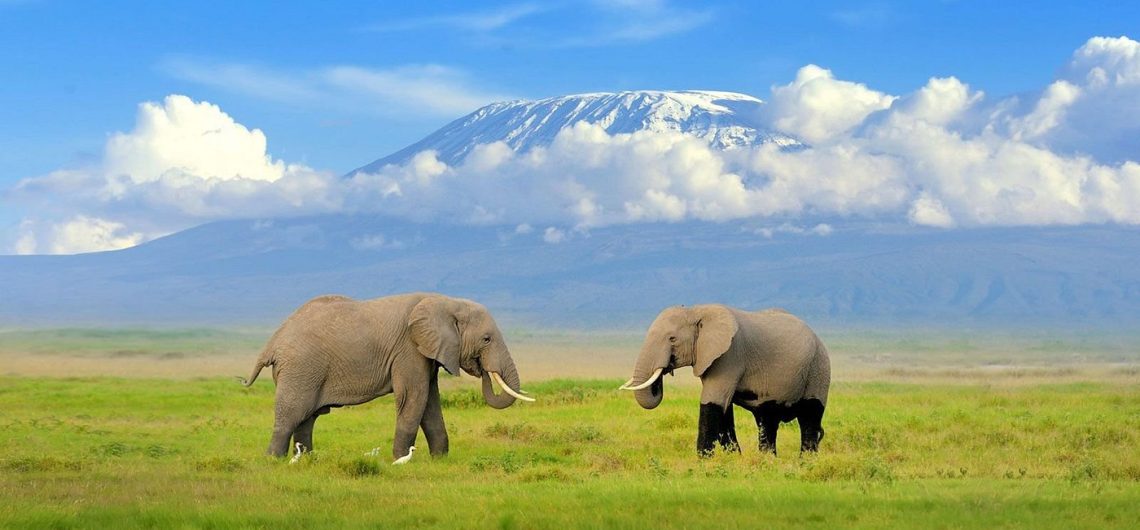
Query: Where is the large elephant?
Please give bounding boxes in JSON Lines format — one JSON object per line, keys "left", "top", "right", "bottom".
{"left": 621, "top": 305, "right": 830, "bottom": 456}
{"left": 242, "top": 292, "right": 533, "bottom": 459}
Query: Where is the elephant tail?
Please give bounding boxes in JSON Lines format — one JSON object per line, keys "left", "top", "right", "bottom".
{"left": 240, "top": 346, "right": 276, "bottom": 387}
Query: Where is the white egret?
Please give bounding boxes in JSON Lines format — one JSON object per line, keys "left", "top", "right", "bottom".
{"left": 392, "top": 446, "right": 415, "bottom": 465}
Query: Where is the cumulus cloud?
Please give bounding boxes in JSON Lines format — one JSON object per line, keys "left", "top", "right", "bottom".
{"left": 6, "top": 95, "right": 346, "bottom": 254}
{"left": 763, "top": 64, "right": 896, "bottom": 143}
{"left": 7, "top": 36, "right": 1140, "bottom": 254}
{"left": 105, "top": 95, "right": 285, "bottom": 184}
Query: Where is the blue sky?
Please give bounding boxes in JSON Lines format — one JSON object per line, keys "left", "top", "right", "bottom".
{"left": 2, "top": 1, "right": 1139, "bottom": 254}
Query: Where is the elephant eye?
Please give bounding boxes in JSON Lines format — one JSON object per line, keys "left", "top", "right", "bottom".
{"left": 668, "top": 336, "right": 676, "bottom": 343}
{"left": 482, "top": 335, "right": 492, "bottom": 344}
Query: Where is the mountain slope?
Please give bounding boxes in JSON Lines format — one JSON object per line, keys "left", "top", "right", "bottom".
{"left": 1, "top": 215, "right": 1137, "bottom": 329}
{"left": 352, "top": 90, "right": 800, "bottom": 173}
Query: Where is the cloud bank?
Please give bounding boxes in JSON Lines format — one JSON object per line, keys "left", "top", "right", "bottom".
{"left": 6, "top": 36, "right": 1140, "bottom": 254}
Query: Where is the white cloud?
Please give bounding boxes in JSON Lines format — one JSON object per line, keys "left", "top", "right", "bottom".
{"left": 764, "top": 64, "right": 896, "bottom": 143}
{"left": 750, "top": 222, "right": 835, "bottom": 239}
{"left": 908, "top": 194, "right": 954, "bottom": 228}
{"left": 1065, "top": 36, "right": 1140, "bottom": 86}
{"left": 162, "top": 59, "right": 512, "bottom": 118}
{"left": 351, "top": 36, "right": 1138, "bottom": 230}
{"left": 105, "top": 95, "right": 286, "bottom": 184}
{"left": 542, "top": 226, "right": 566, "bottom": 244}
{"left": 6, "top": 95, "right": 346, "bottom": 254}
{"left": 362, "top": 3, "right": 547, "bottom": 32}
{"left": 350, "top": 233, "right": 404, "bottom": 251}
{"left": 555, "top": 0, "right": 714, "bottom": 48}
{"left": 16, "top": 216, "right": 145, "bottom": 255}
{"left": 1005, "top": 35, "right": 1140, "bottom": 163}
{"left": 8, "top": 36, "right": 1140, "bottom": 255}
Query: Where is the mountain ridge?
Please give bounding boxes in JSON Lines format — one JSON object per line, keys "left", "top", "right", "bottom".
{"left": 1, "top": 214, "right": 1137, "bottom": 329}
{"left": 351, "top": 90, "right": 801, "bottom": 173}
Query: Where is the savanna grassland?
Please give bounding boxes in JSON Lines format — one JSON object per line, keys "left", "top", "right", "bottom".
{"left": 1, "top": 328, "right": 1138, "bottom": 529}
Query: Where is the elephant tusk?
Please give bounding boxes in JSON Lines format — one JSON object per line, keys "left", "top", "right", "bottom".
{"left": 618, "top": 377, "right": 635, "bottom": 390}
{"left": 491, "top": 371, "right": 535, "bottom": 402}
{"left": 621, "top": 368, "right": 663, "bottom": 391}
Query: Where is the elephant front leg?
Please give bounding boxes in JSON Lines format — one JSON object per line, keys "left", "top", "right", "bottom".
{"left": 419, "top": 371, "right": 449, "bottom": 458}
{"left": 392, "top": 385, "right": 430, "bottom": 461}
{"left": 697, "top": 403, "right": 729, "bottom": 457}
{"left": 392, "top": 395, "right": 428, "bottom": 460}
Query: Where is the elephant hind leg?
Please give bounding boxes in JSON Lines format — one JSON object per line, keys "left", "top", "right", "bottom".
{"left": 291, "top": 406, "right": 331, "bottom": 453}
{"left": 748, "top": 401, "right": 787, "bottom": 455}
{"left": 757, "top": 414, "right": 779, "bottom": 455}
{"left": 795, "top": 399, "right": 826, "bottom": 453}
{"left": 267, "top": 399, "right": 319, "bottom": 457}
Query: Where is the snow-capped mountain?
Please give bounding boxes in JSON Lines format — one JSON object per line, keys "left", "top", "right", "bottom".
{"left": 4, "top": 90, "right": 1138, "bottom": 332}
{"left": 352, "top": 90, "right": 800, "bottom": 173}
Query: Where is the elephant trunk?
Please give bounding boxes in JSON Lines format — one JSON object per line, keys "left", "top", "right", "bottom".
{"left": 630, "top": 349, "right": 666, "bottom": 410}
{"left": 481, "top": 356, "right": 522, "bottom": 409}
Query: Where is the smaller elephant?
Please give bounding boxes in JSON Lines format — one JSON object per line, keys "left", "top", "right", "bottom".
{"left": 622, "top": 305, "right": 830, "bottom": 456}
{"left": 242, "top": 292, "right": 534, "bottom": 459}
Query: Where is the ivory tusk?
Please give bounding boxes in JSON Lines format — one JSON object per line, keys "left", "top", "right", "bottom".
{"left": 491, "top": 371, "right": 536, "bottom": 402}
{"left": 621, "top": 368, "right": 663, "bottom": 391}
{"left": 618, "top": 377, "right": 635, "bottom": 390}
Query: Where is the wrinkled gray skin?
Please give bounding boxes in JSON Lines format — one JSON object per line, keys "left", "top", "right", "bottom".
{"left": 242, "top": 292, "right": 524, "bottom": 459}
{"left": 627, "top": 305, "right": 830, "bottom": 456}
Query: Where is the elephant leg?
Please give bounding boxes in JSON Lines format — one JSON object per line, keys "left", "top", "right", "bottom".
{"left": 419, "top": 371, "right": 449, "bottom": 458}
{"left": 292, "top": 406, "right": 331, "bottom": 452}
{"left": 697, "top": 403, "right": 729, "bottom": 457}
{"left": 267, "top": 398, "right": 315, "bottom": 457}
{"left": 392, "top": 370, "right": 431, "bottom": 460}
{"left": 291, "top": 415, "right": 316, "bottom": 453}
{"left": 752, "top": 408, "right": 780, "bottom": 455}
{"left": 718, "top": 404, "right": 741, "bottom": 453}
{"left": 795, "top": 399, "right": 826, "bottom": 453}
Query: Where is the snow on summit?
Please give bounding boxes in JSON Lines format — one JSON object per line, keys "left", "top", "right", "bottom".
{"left": 352, "top": 90, "right": 800, "bottom": 173}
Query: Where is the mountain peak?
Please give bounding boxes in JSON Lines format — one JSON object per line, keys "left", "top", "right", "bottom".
{"left": 352, "top": 90, "right": 800, "bottom": 174}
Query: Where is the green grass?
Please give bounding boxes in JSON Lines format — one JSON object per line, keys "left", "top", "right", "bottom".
{"left": 0, "top": 376, "right": 1137, "bottom": 529}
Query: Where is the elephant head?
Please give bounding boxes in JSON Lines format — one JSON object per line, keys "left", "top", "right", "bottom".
{"left": 409, "top": 295, "right": 533, "bottom": 409}
{"left": 621, "top": 305, "right": 737, "bottom": 409}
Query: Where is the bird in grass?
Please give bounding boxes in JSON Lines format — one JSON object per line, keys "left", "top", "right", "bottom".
{"left": 392, "top": 446, "right": 415, "bottom": 465}
{"left": 289, "top": 442, "right": 306, "bottom": 464}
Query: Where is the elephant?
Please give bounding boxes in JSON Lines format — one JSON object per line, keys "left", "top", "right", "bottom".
{"left": 241, "top": 292, "right": 534, "bottom": 459}
{"left": 621, "top": 304, "right": 830, "bottom": 456}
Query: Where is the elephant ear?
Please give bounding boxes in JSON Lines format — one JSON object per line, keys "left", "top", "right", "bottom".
{"left": 692, "top": 305, "right": 738, "bottom": 377}
{"left": 408, "top": 296, "right": 461, "bottom": 376}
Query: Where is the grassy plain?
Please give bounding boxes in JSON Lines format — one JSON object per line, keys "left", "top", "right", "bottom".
{"left": 0, "top": 328, "right": 1138, "bottom": 529}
